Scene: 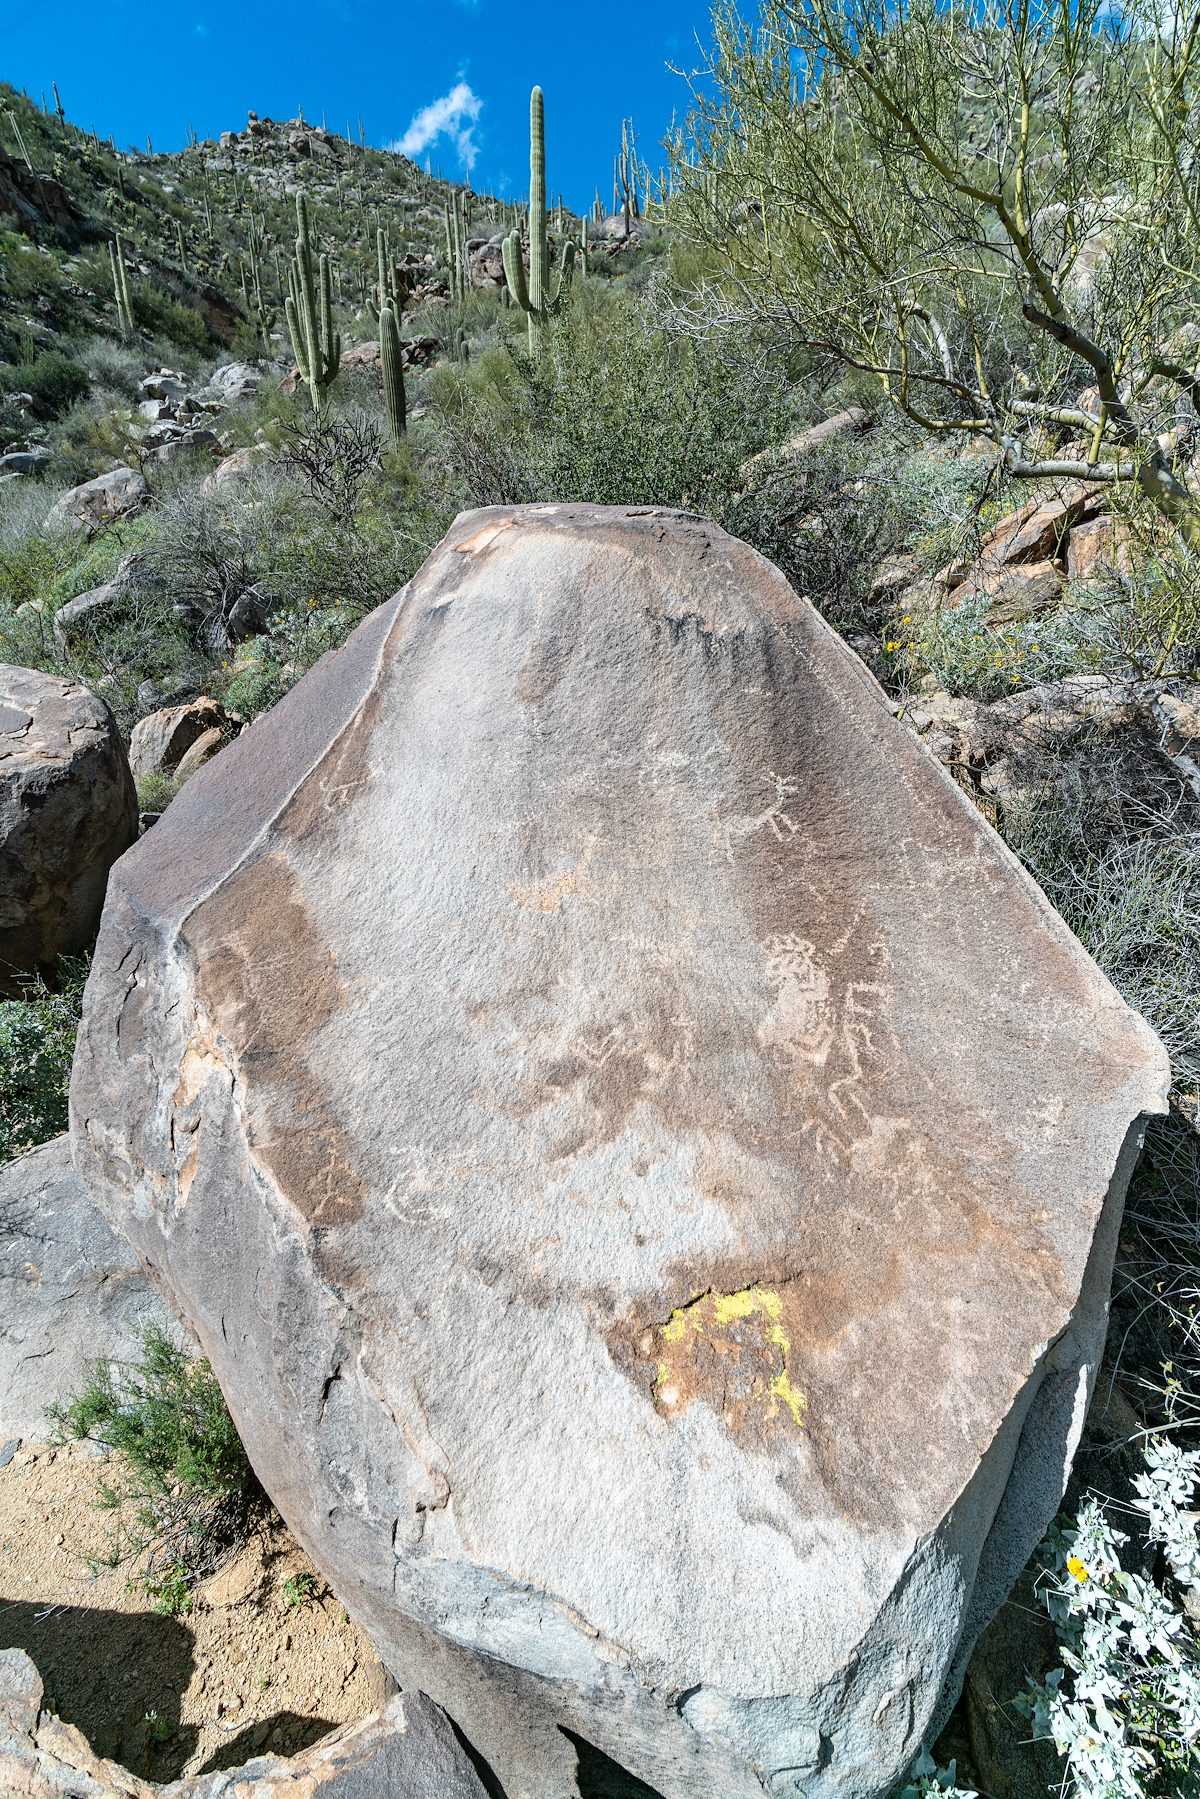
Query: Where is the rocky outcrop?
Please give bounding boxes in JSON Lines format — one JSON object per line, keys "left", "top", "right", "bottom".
{"left": 71, "top": 505, "right": 1169, "bottom": 1799}
{"left": 900, "top": 672, "right": 1200, "bottom": 815}
{"left": 0, "top": 1648, "right": 489, "bottom": 1798}
{"left": 0, "top": 146, "right": 84, "bottom": 242}
{"left": 0, "top": 1137, "right": 169, "bottom": 1443}
{"left": 935, "top": 482, "right": 1111, "bottom": 621}
{"left": 128, "top": 698, "right": 230, "bottom": 780}
{"left": 45, "top": 468, "right": 150, "bottom": 538}
{"left": 0, "top": 665, "right": 137, "bottom": 992}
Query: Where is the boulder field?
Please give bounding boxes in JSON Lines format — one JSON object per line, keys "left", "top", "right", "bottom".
{"left": 70, "top": 505, "right": 1169, "bottom": 1799}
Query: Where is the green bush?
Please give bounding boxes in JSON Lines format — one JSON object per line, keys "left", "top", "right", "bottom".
{"left": 51, "top": 1322, "right": 261, "bottom": 1615}
{"left": 888, "top": 590, "right": 1103, "bottom": 700}
{"left": 432, "top": 285, "right": 789, "bottom": 517}
{"left": 0, "top": 959, "right": 88, "bottom": 1163}
{"left": 1003, "top": 730, "right": 1200, "bottom": 1093}
{"left": 0, "top": 348, "right": 90, "bottom": 419}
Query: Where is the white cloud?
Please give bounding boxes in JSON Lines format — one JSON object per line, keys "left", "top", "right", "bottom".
{"left": 389, "top": 82, "right": 482, "bottom": 174}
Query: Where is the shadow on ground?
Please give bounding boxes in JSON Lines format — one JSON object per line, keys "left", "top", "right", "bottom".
{"left": 195, "top": 1710, "right": 336, "bottom": 1773}
{"left": 0, "top": 1595, "right": 198, "bottom": 1778}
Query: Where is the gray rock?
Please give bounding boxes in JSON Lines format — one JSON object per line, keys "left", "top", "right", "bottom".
{"left": 145, "top": 429, "right": 219, "bottom": 464}
{"left": 0, "top": 1137, "right": 170, "bottom": 1441}
{"left": 0, "top": 1646, "right": 489, "bottom": 1797}
{"left": 201, "top": 445, "right": 266, "bottom": 494}
{"left": 206, "top": 362, "right": 261, "bottom": 405}
{"left": 45, "top": 467, "right": 150, "bottom": 537}
{"left": 71, "top": 505, "right": 1169, "bottom": 1799}
{"left": 0, "top": 448, "right": 51, "bottom": 477}
{"left": 0, "top": 665, "right": 137, "bottom": 992}
{"left": 139, "top": 371, "right": 189, "bottom": 406}
{"left": 51, "top": 582, "right": 120, "bottom": 649}
{"left": 225, "top": 586, "right": 272, "bottom": 641}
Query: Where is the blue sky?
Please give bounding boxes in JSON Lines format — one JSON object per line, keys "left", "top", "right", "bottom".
{"left": 0, "top": 1, "right": 717, "bottom": 211}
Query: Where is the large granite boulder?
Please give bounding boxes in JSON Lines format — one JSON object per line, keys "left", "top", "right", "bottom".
{"left": 0, "top": 666, "right": 138, "bottom": 993}
{"left": 0, "top": 1137, "right": 170, "bottom": 1443}
{"left": 45, "top": 467, "right": 150, "bottom": 537}
{"left": 70, "top": 506, "right": 1169, "bottom": 1799}
{"left": 0, "top": 1648, "right": 489, "bottom": 1797}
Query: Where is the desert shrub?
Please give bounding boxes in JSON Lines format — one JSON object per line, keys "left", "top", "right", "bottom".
{"left": 144, "top": 452, "right": 439, "bottom": 718}
{"left": 1020, "top": 1439, "right": 1200, "bottom": 1798}
{"left": 219, "top": 645, "right": 291, "bottom": 720}
{"left": 890, "top": 590, "right": 1104, "bottom": 700}
{"left": 277, "top": 408, "right": 383, "bottom": 528}
{"left": 51, "top": 1322, "right": 262, "bottom": 1615}
{"left": 132, "top": 283, "right": 210, "bottom": 355}
{"left": 135, "top": 770, "right": 180, "bottom": 814}
{"left": 433, "top": 285, "right": 788, "bottom": 518}
{"left": 0, "top": 347, "right": 90, "bottom": 419}
{"left": 894, "top": 1751, "right": 977, "bottom": 1799}
{"left": 0, "top": 958, "right": 88, "bottom": 1162}
{"left": 78, "top": 335, "right": 147, "bottom": 403}
{"left": 1003, "top": 732, "right": 1200, "bottom": 1093}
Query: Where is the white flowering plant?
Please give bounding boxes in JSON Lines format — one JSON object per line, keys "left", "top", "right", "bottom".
{"left": 894, "top": 1746, "right": 977, "bottom": 1799}
{"left": 1019, "top": 1439, "right": 1200, "bottom": 1798}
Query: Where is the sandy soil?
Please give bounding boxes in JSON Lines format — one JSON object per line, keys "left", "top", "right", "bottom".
{"left": 0, "top": 1438, "right": 393, "bottom": 1782}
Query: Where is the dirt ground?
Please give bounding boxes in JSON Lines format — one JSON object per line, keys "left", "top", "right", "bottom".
{"left": 0, "top": 1438, "right": 393, "bottom": 1782}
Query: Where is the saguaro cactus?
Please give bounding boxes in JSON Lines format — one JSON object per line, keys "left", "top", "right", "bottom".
{"left": 443, "top": 191, "right": 468, "bottom": 303}
{"left": 378, "top": 303, "right": 407, "bottom": 442}
{"left": 109, "top": 233, "right": 134, "bottom": 339}
{"left": 284, "top": 193, "right": 341, "bottom": 413}
{"left": 501, "top": 86, "right": 577, "bottom": 354}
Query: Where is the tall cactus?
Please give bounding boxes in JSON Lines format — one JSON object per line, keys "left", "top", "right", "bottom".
{"left": 616, "top": 118, "right": 640, "bottom": 235}
{"left": 109, "top": 233, "right": 134, "bottom": 339}
{"left": 378, "top": 303, "right": 407, "bottom": 442}
{"left": 501, "top": 86, "right": 577, "bottom": 354}
{"left": 284, "top": 193, "right": 341, "bottom": 413}
{"left": 443, "top": 190, "right": 468, "bottom": 303}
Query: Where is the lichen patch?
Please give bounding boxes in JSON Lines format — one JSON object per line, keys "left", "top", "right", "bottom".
{"left": 645, "top": 1284, "right": 807, "bottom": 1433}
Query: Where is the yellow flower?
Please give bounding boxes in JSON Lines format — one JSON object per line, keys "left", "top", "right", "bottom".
{"left": 1066, "top": 1554, "right": 1089, "bottom": 1583}
{"left": 885, "top": 640, "right": 900, "bottom": 652}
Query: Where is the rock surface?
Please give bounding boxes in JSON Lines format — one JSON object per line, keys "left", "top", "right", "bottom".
{"left": 128, "top": 698, "right": 230, "bottom": 779}
{"left": 0, "top": 1137, "right": 169, "bottom": 1441}
{"left": 45, "top": 468, "right": 150, "bottom": 537}
{"left": 71, "top": 505, "right": 1169, "bottom": 1799}
{"left": 0, "top": 665, "right": 138, "bottom": 992}
{"left": 0, "top": 1648, "right": 489, "bottom": 1798}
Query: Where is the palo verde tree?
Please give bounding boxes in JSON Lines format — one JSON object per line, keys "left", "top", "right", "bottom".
{"left": 671, "top": 0, "right": 1200, "bottom": 545}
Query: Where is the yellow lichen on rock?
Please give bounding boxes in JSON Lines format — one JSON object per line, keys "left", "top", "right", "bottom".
{"left": 650, "top": 1285, "right": 806, "bottom": 1432}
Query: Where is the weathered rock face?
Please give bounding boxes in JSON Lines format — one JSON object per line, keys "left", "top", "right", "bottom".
{"left": 71, "top": 506, "right": 1169, "bottom": 1799}
{"left": 0, "top": 666, "right": 138, "bottom": 992}
{"left": 0, "top": 1648, "right": 489, "bottom": 1798}
{"left": 0, "top": 1137, "right": 170, "bottom": 1443}
{"left": 45, "top": 467, "right": 150, "bottom": 537}
{"left": 128, "top": 697, "right": 230, "bottom": 780}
